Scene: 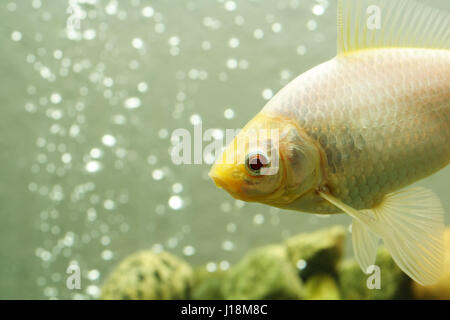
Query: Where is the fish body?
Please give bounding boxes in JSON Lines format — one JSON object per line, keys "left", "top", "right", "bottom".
{"left": 262, "top": 48, "right": 450, "bottom": 214}
{"left": 209, "top": 0, "right": 450, "bottom": 285}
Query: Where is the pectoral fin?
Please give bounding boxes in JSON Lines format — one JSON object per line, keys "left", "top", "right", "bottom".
{"left": 351, "top": 218, "right": 380, "bottom": 274}
{"left": 319, "top": 187, "right": 445, "bottom": 285}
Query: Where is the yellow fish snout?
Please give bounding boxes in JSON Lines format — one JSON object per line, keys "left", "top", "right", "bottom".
{"left": 208, "top": 163, "right": 244, "bottom": 197}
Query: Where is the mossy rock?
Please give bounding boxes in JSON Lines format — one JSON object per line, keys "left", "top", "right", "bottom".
{"left": 304, "top": 274, "right": 341, "bottom": 300}
{"left": 191, "top": 267, "right": 227, "bottom": 300}
{"left": 285, "top": 225, "right": 346, "bottom": 280}
{"left": 101, "top": 250, "right": 193, "bottom": 300}
{"left": 338, "top": 248, "right": 413, "bottom": 300}
{"left": 221, "top": 245, "right": 304, "bottom": 300}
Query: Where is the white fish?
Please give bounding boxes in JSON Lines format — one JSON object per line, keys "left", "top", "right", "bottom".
{"left": 209, "top": 0, "right": 450, "bottom": 285}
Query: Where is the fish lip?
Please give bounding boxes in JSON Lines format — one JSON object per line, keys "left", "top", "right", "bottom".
{"left": 209, "top": 171, "right": 225, "bottom": 189}
{"left": 208, "top": 167, "right": 242, "bottom": 196}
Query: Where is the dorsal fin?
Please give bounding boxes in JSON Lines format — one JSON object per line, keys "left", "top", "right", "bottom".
{"left": 337, "top": 0, "right": 450, "bottom": 56}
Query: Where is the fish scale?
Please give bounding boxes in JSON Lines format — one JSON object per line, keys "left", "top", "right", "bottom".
{"left": 262, "top": 48, "right": 450, "bottom": 212}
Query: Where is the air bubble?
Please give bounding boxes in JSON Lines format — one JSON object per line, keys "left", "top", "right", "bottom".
{"left": 152, "top": 169, "right": 164, "bottom": 180}
{"left": 253, "top": 214, "right": 265, "bottom": 225}
{"left": 11, "top": 31, "right": 22, "bottom": 42}
{"left": 183, "top": 246, "right": 195, "bottom": 256}
{"left": 262, "top": 88, "right": 273, "bottom": 100}
{"left": 168, "top": 195, "right": 183, "bottom": 210}
{"left": 132, "top": 38, "right": 144, "bottom": 49}
{"left": 86, "top": 285, "right": 100, "bottom": 298}
{"left": 124, "top": 97, "right": 141, "bottom": 109}
{"left": 102, "top": 134, "right": 116, "bottom": 147}
{"left": 172, "top": 183, "right": 183, "bottom": 194}
{"left": 272, "top": 23, "right": 282, "bottom": 33}
{"left": 224, "top": 1, "right": 236, "bottom": 11}
{"left": 312, "top": 4, "right": 325, "bottom": 16}
{"left": 103, "top": 199, "right": 115, "bottom": 210}
{"left": 226, "top": 58, "right": 238, "bottom": 69}
{"left": 224, "top": 108, "right": 235, "bottom": 119}
{"left": 222, "top": 241, "right": 234, "bottom": 251}
{"left": 219, "top": 261, "right": 230, "bottom": 270}
{"left": 253, "top": 29, "right": 264, "bottom": 39}
{"left": 85, "top": 161, "right": 102, "bottom": 173}
{"left": 90, "top": 148, "right": 102, "bottom": 159}
{"left": 206, "top": 262, "right": 217, "bottom": 272}
{"left": 296, "top": 259, "right": 307, "bottom": 270}
{"left": 142, "top": 6, "right": 154, "bottom": 17}
{"left": 137, "top": 82, "right": 148, "bottom": 92}
{"left": 101, "top": 250, "right": 113, "bottom": 260}
{"left": 228, "top": 38, "right": 239, "bottom": 48}
{"left": 168, "top": 36, "right": 180, "bottom": 46}
{"left": 307, "top": 19, "right": 318, "bottom": 31}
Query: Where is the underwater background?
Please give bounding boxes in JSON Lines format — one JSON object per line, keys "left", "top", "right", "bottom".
{"left": 0, "top": 0, "right": 449, "bottom": 299}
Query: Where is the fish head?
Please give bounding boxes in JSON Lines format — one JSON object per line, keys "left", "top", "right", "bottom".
{"left": 209, "top": 113, "right": 322, "bottom": 205}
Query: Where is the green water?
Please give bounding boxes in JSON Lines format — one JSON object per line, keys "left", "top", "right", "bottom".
{"left": 0, "top": 0, "right": 448, "bottom": 299}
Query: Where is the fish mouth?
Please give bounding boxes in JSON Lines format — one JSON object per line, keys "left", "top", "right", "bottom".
{"left": 209, "top": 170, "right": 231, "bottom": 190}
{"left": 210, "top": 174, "right": 227, "bottom": 189}
{"left": 208, "top": 166, "right": 242, "bottom": 196}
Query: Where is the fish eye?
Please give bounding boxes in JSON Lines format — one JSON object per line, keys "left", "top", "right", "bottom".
{"left": 245, "top": 151, "right": 270, "bottom": 176}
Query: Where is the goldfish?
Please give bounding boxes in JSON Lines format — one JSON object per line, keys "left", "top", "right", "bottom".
{"left": 209, "top": 0, "right": 450, "bottom": 285}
